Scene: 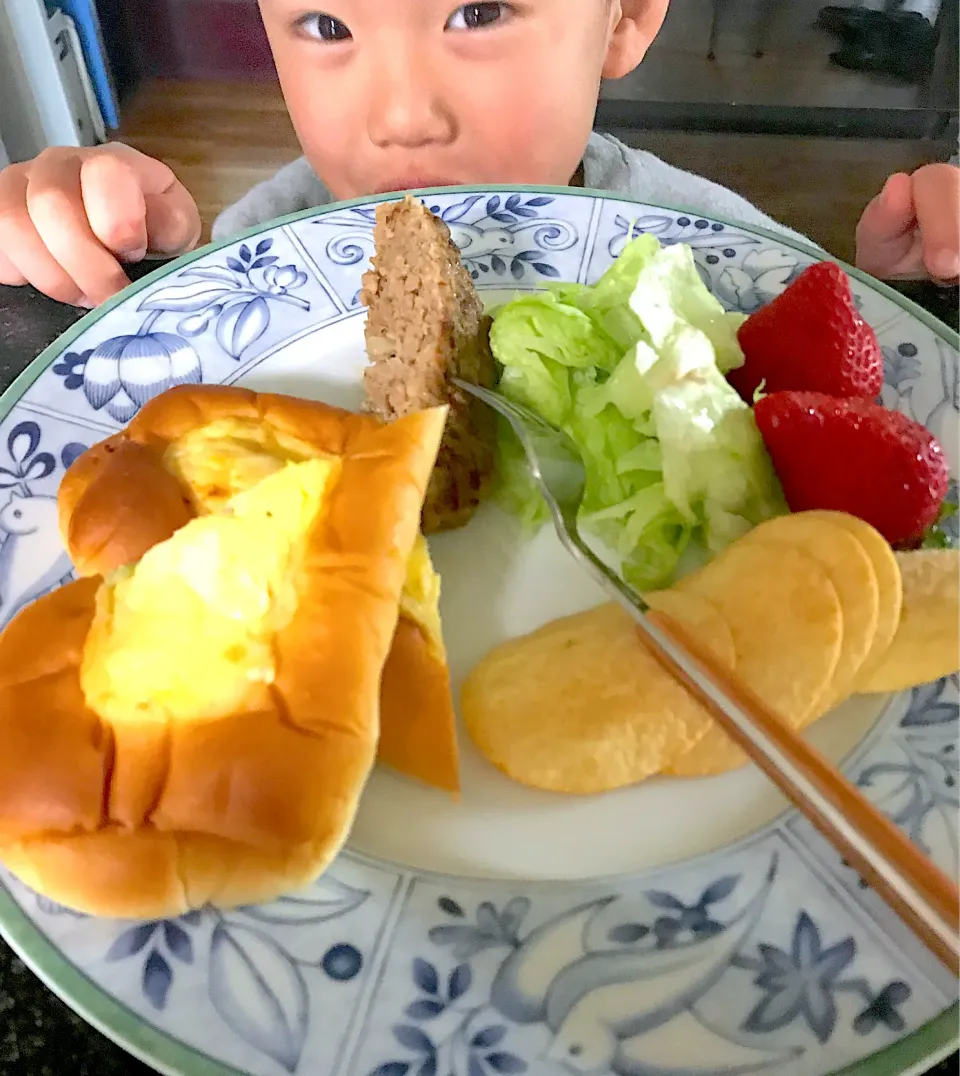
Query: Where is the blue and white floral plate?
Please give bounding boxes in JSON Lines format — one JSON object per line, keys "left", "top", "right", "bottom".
{"left": 0, "top": 187, "right": 957, "bottom": 1076}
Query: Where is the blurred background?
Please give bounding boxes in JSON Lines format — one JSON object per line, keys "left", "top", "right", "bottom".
{"left": 0, "top": 0, "right": 957, "bottom": 257}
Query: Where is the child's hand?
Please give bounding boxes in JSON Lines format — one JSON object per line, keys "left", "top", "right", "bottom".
{"left": 0, "top": 143, "right": 200, "bottom": 307}
{"left": 855, "top": 163, "right": 959, "bottom": 285}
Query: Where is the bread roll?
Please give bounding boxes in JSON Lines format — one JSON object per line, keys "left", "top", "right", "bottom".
{"left": 58, "top": 385, "right": 461, "bottom": 795}
{"left": 0, "top": 387, "right": 446, "bottom": 918}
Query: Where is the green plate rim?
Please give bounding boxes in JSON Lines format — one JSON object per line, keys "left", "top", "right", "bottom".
{"left": 0, "top": 184, "right": 955, "bottom": 1076}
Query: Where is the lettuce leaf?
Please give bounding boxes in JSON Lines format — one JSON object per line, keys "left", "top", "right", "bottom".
{"left": 551, "top": 233, "right": 660, "bottom": 350}
{"left": 639, "top": 324, "right": 785, "bottom": 550}
{"left": 627, "top": 242, "right": 747, "bottom": 374}
{"left": 490, "top": 234, "right": 784, "bottom": 588}
{"left": 489, "top": 291, "right": 621, "bottom": 426}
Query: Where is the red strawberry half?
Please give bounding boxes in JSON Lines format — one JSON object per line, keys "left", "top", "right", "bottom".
{"left": 730, "top": 262, "right": 883, "bottom": 402}
{"left": 754, "top": 391, "right": 949, "bottom": 547}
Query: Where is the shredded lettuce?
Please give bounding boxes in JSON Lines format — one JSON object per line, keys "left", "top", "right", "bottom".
{"left": 627, "top": 242, "right": 748, "bottom": 374}
{"left": 549, "top": 232, "right": 659, "bottom": 351}
{"left": 490, "top": 291, "right": 621, "bottom": 426}
{"left": 489, "top": 235, "right": 786, "bottom": 589}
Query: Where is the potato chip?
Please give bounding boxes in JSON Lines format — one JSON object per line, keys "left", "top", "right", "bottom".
{"left": 644, "top": 588, "right": 736, "bottom": 670}
{"left": 737, "top": 513, "right": 879, "bottom": 708}
{"left": 667, "top": 543, "right": 842, "bottom": 777}
{"left": 642, "top": 588, "right": 739, "bottom": 767}
{"left": 855, "top": 550, "right": 959, "bottom": 694}
{"left": 462, "top": 602, "right": 721, "bottom": 794}
{"left": 799, "top": 511, "right": 902, "bottom": 685}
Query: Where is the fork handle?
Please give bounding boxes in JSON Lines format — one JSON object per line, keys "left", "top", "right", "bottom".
{"left": 643, "top": 609, "right": 960, "bottom": 977}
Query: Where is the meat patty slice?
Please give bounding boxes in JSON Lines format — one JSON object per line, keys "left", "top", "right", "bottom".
{"left": 361, "top": 195, "right": 497, "bottom": 534}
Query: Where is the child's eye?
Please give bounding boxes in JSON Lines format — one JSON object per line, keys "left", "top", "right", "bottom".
{"left": 445, "top": 2, "right": 513, "bottom": 31}
{"left": 297, "top": 12, "right": 352, "bottom": 42}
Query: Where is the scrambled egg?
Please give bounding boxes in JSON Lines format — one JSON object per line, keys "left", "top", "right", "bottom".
{"left": 81, "top": 458, "right": 338, "bottom": 725}
{"left": 163, "top": 417, "right": 327, "bottom": 512}
{"left": 81, "top": 417, "right": 447, "bottom": 725}
{"left": 401, "top": 534, "right": 445, "bottom": 661}
{"left": 166, "top": 416, "right": 446, "bottom": 655}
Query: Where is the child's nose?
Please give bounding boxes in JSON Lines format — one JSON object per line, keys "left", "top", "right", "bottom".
{"left": 366, "top": 46, "right": 457, "bottom": 150}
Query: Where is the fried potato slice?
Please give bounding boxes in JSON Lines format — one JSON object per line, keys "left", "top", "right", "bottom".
{"left": 462, "top": 601, "right": 726, "bottom": 794}
{"left": 668, "top": 542, "right": 842, "bottom": 776}
{"left": 737, "top": 513, "right": 879, "bottom": 708}
{"left": 855, "top": 549, "right": 959, "bottom": 694}
{"left": 800, "top": 511, "right": 902, "bottom": 686}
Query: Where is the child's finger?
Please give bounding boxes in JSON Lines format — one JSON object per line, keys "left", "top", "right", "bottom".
{"left": 26, "top": 150, "right": 132, "bottom": 305}
{"left": 0, "top": 166, "right": 90, "bottom": 306}
{"left": 855, "top": 173, "right": 918, "bottom": 278}
{"left": 884, "top": 171, "right": 917, "bottom": 224}
{"left": 84, "top": 143, "right": 200, "bottom": 257}
{"left": 79, "top": 149, "right": 152, "bottom": 261}
{"left": 913, "top": 163, "right": 960, "bottom": 283}
{"left": 0, "top": 247, "right": 27, "bottom": 287}
{"left": 866, "top": 172, "right": 915, "bottom": 238}
{"left": 143, "top": 187, "right": 202, "bottom": 256}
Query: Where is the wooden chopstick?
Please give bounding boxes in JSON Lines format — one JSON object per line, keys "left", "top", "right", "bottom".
{"left": 642, "top": 608, "right": 960, "bottom": 977}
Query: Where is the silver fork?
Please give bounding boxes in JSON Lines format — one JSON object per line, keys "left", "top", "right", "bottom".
{"left": 455, "top": 378, "right": 960, "bottom": 976}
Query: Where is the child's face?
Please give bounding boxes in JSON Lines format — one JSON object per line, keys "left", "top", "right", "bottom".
{"left": 258, "top": 1, "right": 666, "bottom": 200}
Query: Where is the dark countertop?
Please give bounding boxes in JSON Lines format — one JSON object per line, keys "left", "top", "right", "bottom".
{"left": 0, "top": 268, "right": 956, "bottom": 1076}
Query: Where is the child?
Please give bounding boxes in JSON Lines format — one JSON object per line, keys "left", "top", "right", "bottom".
{"left": 0, "top": 0, "right": 956, "bottom": 308}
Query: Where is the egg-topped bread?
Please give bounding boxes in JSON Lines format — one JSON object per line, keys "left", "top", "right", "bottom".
{"left": 58, "top": 385, "right": 461, "bottom": 794}
{"left": 0, "top": 386, "right": 446, "bottom": 918}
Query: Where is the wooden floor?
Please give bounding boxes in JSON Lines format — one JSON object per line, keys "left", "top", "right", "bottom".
{"left": 118, "top": 79, "right": 949, "bottom": 261}
{"left": 119, "top": 80, "right": 301, "bottom": 244}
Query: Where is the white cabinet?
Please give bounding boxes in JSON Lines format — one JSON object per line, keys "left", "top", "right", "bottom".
{"left": 0, "top": 0, "right": 104, "bottom": 163}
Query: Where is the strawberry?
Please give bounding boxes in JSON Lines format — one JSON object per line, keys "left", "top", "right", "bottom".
{"left": 730, "top": 262, "right": 883, "bottom": 402}
{"left": 754, "top": 391, "right": 949, "bottom": 547}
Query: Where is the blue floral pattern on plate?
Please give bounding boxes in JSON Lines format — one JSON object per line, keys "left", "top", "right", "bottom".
{"left": 0, "top": 189, "right": 956, "bottom": 1076}
{"left": 27, "top": 233, "right": 338, "bottom": 426}
{"left": 49, "top": 238, "right": 316, "bottom": 423}
{"left": 0, "top": 411, "right": 90, "bottom": 625}
{"left": 293, "top": 192, "right": 596, "bottom": 309}
{"left": 351, "top": 841, "right": 949, "bottom": 1076}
